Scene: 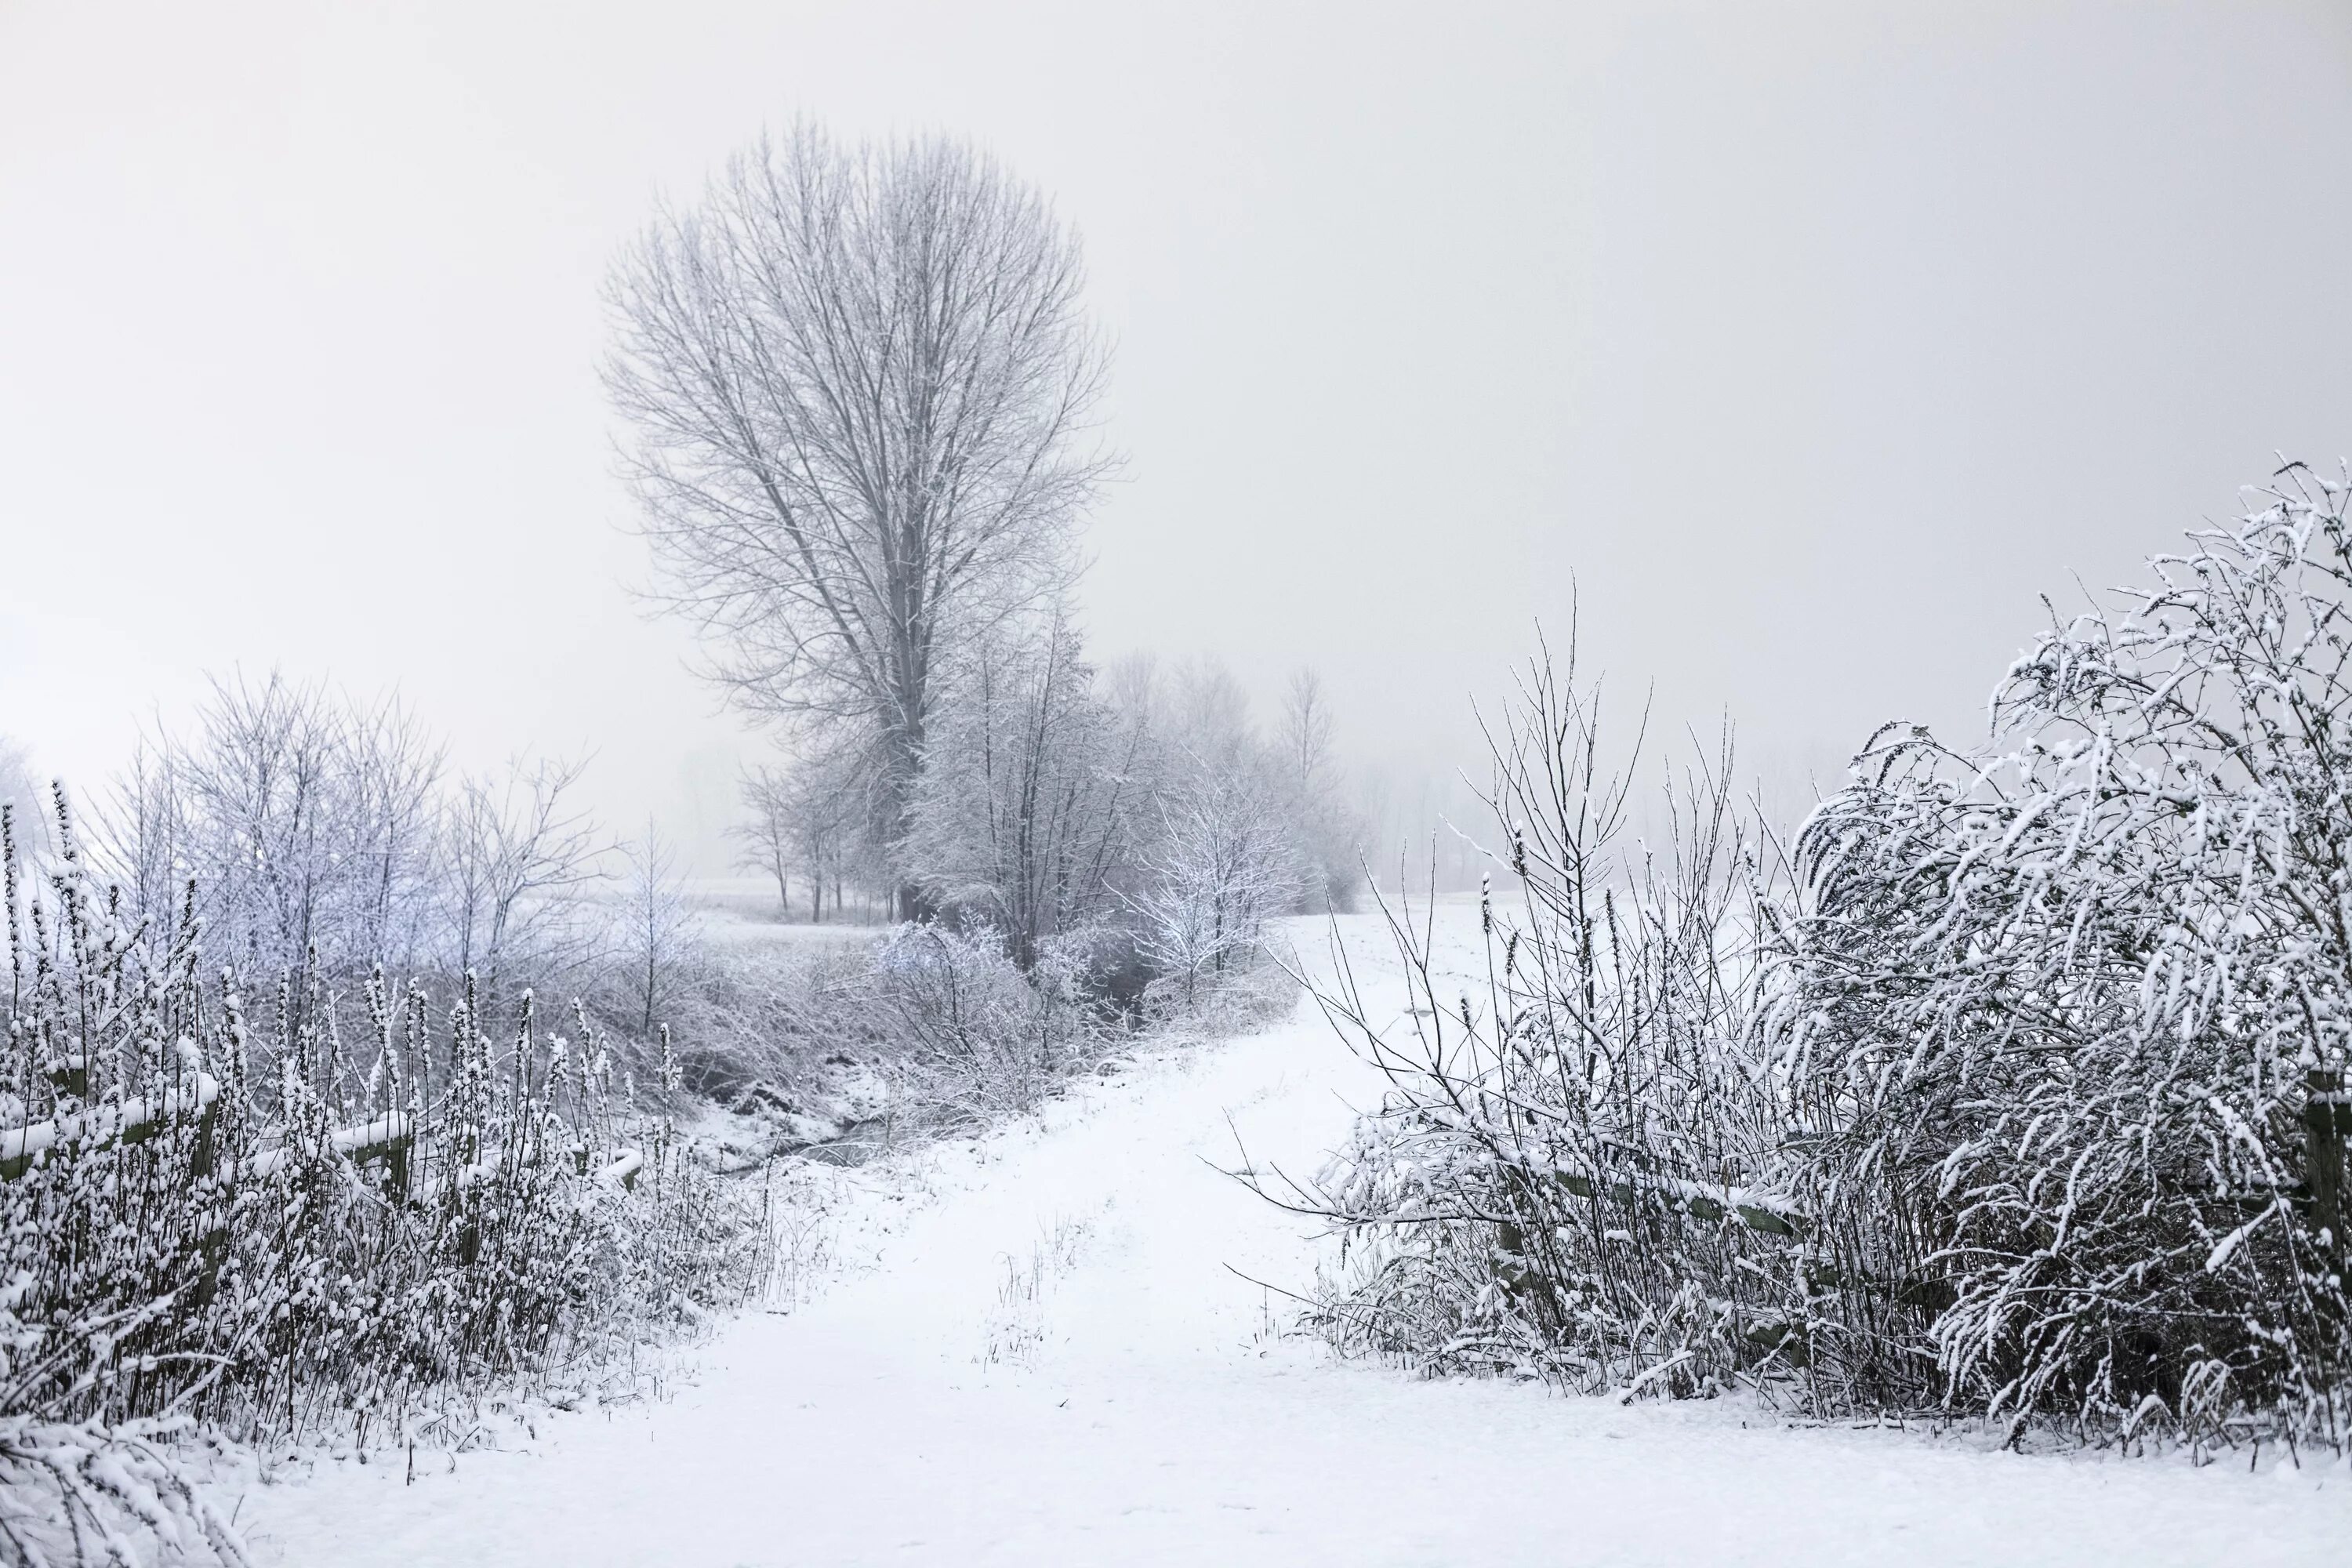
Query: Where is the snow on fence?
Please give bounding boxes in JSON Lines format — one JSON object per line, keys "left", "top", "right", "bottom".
{"left": 1534, "top": 1067, "right": 2352, "bottom": 1261}
{"left": 0, "top": 1070, "right": 221, "bottom": 1181}
{"left": 1538, "top": 1163, "right": 1805, "bottom": 1240}
{"left": 2, "top": 1087, "right": 643, "bottom": 1196}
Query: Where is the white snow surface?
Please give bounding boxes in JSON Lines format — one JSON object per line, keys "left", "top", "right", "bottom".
{"left": 245, "top": 912, "right": 2352, "bottom": 1566}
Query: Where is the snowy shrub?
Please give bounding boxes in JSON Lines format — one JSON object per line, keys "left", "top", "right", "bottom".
{"left": 1290, "top": 466, "right": 2352, "bottom": 1451}
{"left": 652, "top": 942, "right": 874, "bottom": 1114}
{"left": 0, "top": 794, "right": 771, "bottom": 1552}
{"left": 1130, "top": 774, "right": 1301, "bottom": 1012}
{"left": 1291, "top": 649, "right": 1806, "bottom": 1403}
{"left": 0, "top": 1277, "right": 249, "bottom": 1567}
{"left": 1779, "top": 463, "right": 2352, "bottom": 1446}
{"left": 870, "top": 922, "right": 1100, "bottom": 1130}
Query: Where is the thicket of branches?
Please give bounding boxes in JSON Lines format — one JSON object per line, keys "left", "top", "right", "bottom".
{"left": 100, "top": 673, "right": 604, "bottom": 1016}
{"left": 686, "top": 641, "right": 1348, "bottom": 1142}
{"left": 1289, "top": 463, "right": 2352, "bottom": 1454}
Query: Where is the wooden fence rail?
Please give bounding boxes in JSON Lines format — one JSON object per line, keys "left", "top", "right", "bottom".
{"left": 2, "top": 1086, "right": 641, "bottom": 1196}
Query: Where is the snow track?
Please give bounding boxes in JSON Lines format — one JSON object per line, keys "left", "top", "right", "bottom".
{"left": 248, "top": 915, "right": 2352, "bottom": 1566}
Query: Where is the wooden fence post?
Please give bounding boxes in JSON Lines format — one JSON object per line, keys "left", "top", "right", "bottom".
{"left": 2308, "top": 1067, "right": 2347, "bottom": 1268}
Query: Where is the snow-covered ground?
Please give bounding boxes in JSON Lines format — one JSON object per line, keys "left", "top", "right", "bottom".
{"left": 241, "top": 911, "right": 2352, "bottom": 1566}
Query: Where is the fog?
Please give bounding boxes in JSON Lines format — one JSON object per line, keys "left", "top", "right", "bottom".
{"left": 5, "top": 1, "right": 2350, "bottom": 866}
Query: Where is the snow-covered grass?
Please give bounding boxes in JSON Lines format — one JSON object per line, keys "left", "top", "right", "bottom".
{"left": 237, "top": 910, "right": 2352, "bottom": 1566}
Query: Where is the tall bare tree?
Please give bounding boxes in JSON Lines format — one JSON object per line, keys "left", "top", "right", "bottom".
{"left": 605, "top": 124, "right": 1112, "bottom": 917}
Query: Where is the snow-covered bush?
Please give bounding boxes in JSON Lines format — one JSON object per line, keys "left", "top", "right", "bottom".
{"left": 0, "top": 794, "right": 770, "bottom": 1553}
{"left": 0, "top": 1268, "right": 251, "bottom": 1568}
{"left": 870, "top": 921, "right": 1102, "bottom": 1130}
{"left": 1780, "top": 463, "right": 2352, "bottom": 1446}
{"left": 652, "top": 942, "right": 870, "bottom": 1114}
{"left": 1291, "top": 648, "right": 1805, "bottom": 1402}
{"left": 1290, "top": 466, "right": 2352, "bottom": 1450}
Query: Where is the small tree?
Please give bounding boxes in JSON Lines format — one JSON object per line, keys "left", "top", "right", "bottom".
{"left": 1130, "top": 772, "right": 1299, "bottom": 1006}
{"left": 1279, "top": 667, "right": 1362, "bottom": 912}
{"left": 775, "top": 740, "right": 879, "bottom": 923}
{"left": 615, "top": 818, "right": 701, "bottom": 1038}
{"left": 734, "top": 765, "right": 797, "bottom": 916}
{"left": 906, "top": 622, "right": 1140, "bottom": 967}
{"left": 97, "top": 673, "right": 448, "bottom": 988}
{"left": 437, "top": 755, "right": 604, "bottom": 1007}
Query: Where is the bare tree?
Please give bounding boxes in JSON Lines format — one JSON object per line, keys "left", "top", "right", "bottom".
{"left": 605, "top": 123, "right": 1113, "bottom": 917}
{"left": 732, "top": 765, "right": 797, "bottom": 916}
{"left": 95, "top": 673, "right": 448, "bottom": 985}
{"left": 790, "top": 741, "right": 881, "bottom": 923}
{"left": 615, "top": 818, "right": 700, "bottom": 1038}
{"left": 1279, "top": 667, "right": 1361, "bottom": 911}
{"left": 739, "top": 739, "right": 878, "bottom": 924}
{"left": 176, "top": 672, "right": 346, "bottom": 979}
{"left": 1128, "top": 772, "right": 1299, "bottom": 1007}
{"left": 437, "top": 755, "right": 604, "bottom": 1007}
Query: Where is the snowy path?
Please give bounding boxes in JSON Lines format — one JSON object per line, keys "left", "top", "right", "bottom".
{"left": 248, "top": 915, "right": 2352, "bottom": 1566}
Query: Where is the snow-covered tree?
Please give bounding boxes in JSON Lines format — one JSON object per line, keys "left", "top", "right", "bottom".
{"left": 1277, "top": 667, "right": 1363, "bottom": 912}
{"left": 435, "top": 753, "right": 604, "bottom": 1008}
{"left": 742, "top": 739, "right": 882, "bottom": 923}
{"left": 906, "top": 623, "right": 1142, "bottom": 968}
{"left": 733, "top": 765, "right": 797, "bottom": 916}
{"left": 606, "top": 122, "right": 1113, "bottom": 919}
{"left": 99, "top": 673, "right": 447, "bottom": 987}
{"left": 1129, "top": 770, "right": 1300, "bottom": 1007}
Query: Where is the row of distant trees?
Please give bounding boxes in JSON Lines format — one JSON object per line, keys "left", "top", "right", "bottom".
{"left": 732, "top": 644, "right": 1359, "bottom": 916}
{"left": 1, "top": 678, "right": 692, "bottom": 1047}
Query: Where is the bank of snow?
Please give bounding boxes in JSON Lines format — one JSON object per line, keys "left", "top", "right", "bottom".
{"left": 238, "top": 913, "right": 2352, "bottom": 1567}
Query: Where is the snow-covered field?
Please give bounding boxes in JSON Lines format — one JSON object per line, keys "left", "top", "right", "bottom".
{"left": 241, "top": 910, "right": 2352, "bottom": 1566}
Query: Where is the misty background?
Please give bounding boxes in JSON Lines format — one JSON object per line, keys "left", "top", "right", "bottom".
{"left": 5, "top": 1, "right": 2350, "bottom": 869}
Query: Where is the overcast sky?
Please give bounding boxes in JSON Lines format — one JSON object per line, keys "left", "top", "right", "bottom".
{"left": 4, "top": 2, "right": 2350, "bottom": 862}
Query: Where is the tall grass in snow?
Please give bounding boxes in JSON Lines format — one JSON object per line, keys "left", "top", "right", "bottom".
{"left": 0, "top": 798, "right": 768, "bottom": 1563}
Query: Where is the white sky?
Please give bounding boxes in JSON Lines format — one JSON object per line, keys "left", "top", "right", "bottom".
{"left": 4, "top": 2, "right": 2350, "bottom": 862}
